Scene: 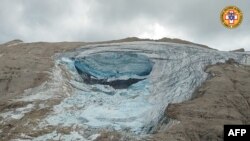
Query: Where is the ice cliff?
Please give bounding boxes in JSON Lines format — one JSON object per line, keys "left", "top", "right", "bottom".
{"left": 74, "top": 52, "right": 153, "bottom": 89}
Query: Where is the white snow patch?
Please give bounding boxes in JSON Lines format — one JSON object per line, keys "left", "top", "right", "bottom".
{"left": 11, "top": 139, "right": 30, "bottom": 141}
{"left": 38, "top": 103, "right": 47, "bottom": 109}
{"left": 32, "top": 131, "right": 87, "bottom": 141}
{"left": 0, "top": 104, "right": 34, "bottom": 121}
{"left": 88, "top": 134, "right": 100, "bottom": 140}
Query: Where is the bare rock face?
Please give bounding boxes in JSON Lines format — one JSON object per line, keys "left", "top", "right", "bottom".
{"left": 231, "top": 48, "right": 245, "bottom": 52}
{"left": 157, "top": 37, "right": 210, "bottom": 49}
{"left": 2, "top": 39, "right": 23, "bottom": 46}
{"left": 0, "top": 41, "right": 86, "bottom": 102}
{"left": 151, "top": 62, "right": 250, "bottom": 141}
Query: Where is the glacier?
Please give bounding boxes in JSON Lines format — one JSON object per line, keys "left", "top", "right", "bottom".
{"left": 39, "top": 42, "right": 249, "bottom": 134}
{"left": 4, "top": 41, "right": 250, "bottom": 140}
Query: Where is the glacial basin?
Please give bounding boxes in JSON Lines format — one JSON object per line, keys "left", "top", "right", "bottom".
{"left": 39, "top": 42, "right": 249, "bottom": 135}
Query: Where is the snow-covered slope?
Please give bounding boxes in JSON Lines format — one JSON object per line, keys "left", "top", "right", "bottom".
{"left": 2, "top": 41, "right": 249, "bottom": 140}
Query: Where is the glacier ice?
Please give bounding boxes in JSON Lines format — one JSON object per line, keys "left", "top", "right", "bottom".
{"left": 74, "top": 52, "right": 153, "bottom": 88}
{"left": 14, "top": 42, "right": 250, "bottom": 138}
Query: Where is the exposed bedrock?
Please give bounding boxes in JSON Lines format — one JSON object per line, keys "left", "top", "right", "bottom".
{"left": 74, "top": 52, "right": 153, "bottom": 88}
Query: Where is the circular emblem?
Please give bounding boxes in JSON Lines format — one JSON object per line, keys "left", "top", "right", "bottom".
{"left": 220, "top": 6, "right": 243, "bottom": 29}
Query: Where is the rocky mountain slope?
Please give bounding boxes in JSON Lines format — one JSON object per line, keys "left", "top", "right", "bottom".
{"left": 0, "top": 38, "right": 249, "bottom": 141}
{"left": 0, "top": 37, "right": 209, "bottom": 100}
{"left": 151, "top": 60, "right": 250, "bottom": 141}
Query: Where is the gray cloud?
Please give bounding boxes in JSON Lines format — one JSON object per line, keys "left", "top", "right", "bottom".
{"left": 0, "top": 0, "right": 249, "bottom": 50}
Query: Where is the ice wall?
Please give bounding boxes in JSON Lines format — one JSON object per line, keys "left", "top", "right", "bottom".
{"left": 74, "top": 52, "right": 153, "bottom": 89}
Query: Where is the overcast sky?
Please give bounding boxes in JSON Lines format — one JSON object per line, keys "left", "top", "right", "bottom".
{"left": 0, "top": 0, "right": 249, "bottom": 50}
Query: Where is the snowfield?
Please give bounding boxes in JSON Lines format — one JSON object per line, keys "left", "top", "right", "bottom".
{"left": 2, "top": 42, "right": 250, "bottom": 140}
